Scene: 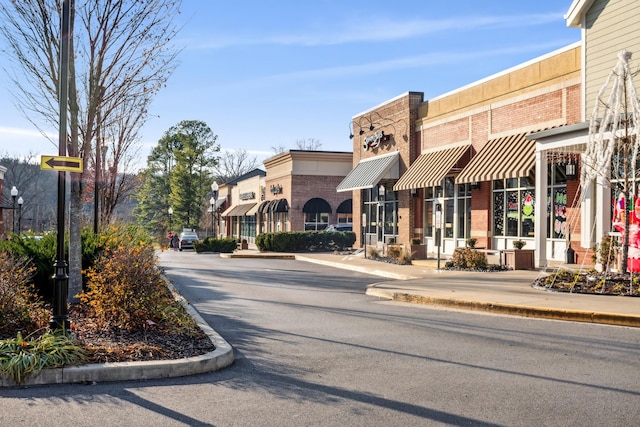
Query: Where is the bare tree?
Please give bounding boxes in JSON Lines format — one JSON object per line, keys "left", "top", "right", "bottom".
{"left": 0, "top": 0, "right": 182, "bottom": 300}
{"left": 271, "top": 144, "right": 287, "bottom": 155}
{"left": 213, "top": 149, "right": 260, "bottom": 183}
{"left": 295, "top": 138, "right": 322, "bottom": 150}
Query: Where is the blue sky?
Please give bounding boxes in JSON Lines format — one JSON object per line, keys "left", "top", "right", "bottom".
{"left": 0, "top": 0, "right": 581, "bottom": 167}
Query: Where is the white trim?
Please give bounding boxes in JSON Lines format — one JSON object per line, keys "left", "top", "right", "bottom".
{"left": 565, "top": 0, "right": 596, "bottom": 27}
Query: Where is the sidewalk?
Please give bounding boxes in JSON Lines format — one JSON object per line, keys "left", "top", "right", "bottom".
{"left": 228, "top": 249, "right": 640, "bottom": 328}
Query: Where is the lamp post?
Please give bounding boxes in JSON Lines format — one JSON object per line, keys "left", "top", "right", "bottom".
{"left": 10, "top": 186, "right": 18, "bottom": 234}
{"left": 51, "top": 0, "right": 71, "bottom": 332}
{"left": 17, "top": 197, "right": 23, "bottom": 234}
{"left": 211, "top": 181, "right": 218, "bottom": 239}
{"left": 168, "top": 206, "right": 173, "bottom": 234}
{"left": 209, "top": 197, "right": 215, "bottom": 238}
{"left": 435, "top": 203, "right": 442, "bottom": 270}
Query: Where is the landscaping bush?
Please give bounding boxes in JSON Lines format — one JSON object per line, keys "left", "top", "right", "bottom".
{"left": 450, "top": 247, "right": 488, "bottom": 270}
{"left": 194, "top": 237, "right": 237, "bottom": 253}
{"left": 80, "top": 244, "right": 198, "bottom": 334}
{"left": 0, "top": 253, "right": 50, "bottom": 338}
{"left": 255, "top": 231, "right": 355, "bottom": 252}
{"left": 386, "top": 245, "right": 412, "bottom": 265}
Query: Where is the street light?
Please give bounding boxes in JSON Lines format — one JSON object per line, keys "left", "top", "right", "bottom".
{"left": 10, "top": 186, "right": 18, "bottom": 234}
{"left": 211, "top": 181, "right": 218, "bottom": 239}
{"left": 168, "top": 206, "right": 173, "bottom": 234}
{"left": 17, "top": 196, "right": 23, "bottom": 234}
{"left": 209, "top": 197, "right": 215, "bottom": 238}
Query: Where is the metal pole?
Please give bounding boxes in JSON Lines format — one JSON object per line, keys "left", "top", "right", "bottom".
{"left": 51, "top": 0, "right": 71, "bottom": 332}
{"left": 11, "top": 195, "right": 16, "bottom": 234}
{"left": 17, "top": 199, "right": 23, "bottom": 234}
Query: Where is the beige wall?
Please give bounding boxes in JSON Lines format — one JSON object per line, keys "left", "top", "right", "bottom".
{"left": 262, "top": 150, "right": 354, "bottom": 231}
{"left": 584, "top": 0, "right": 640, "bottom": 115}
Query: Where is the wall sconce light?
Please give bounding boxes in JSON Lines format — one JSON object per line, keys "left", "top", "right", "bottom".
{"left": 378, "top": 184, "right": 386, "bottom": 199}
{"left": 410, "top": 188, "right": 417, "bottom": 197}
{"left": 565, "top": 158, "right": 577, "bottom": 180}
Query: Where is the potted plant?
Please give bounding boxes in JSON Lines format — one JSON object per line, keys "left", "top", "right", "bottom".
{"left": 410, "top": 237, "right": 426, "bottom": 260}
{"left": 513, "top": 239, "right": 526, "bottom": 250}
{"left": 503, "top": 239, "right": 534, "bottom": 269}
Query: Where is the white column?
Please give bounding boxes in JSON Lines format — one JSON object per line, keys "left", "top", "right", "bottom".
{"left": 535, "top": 150, "right": 548, "bottom": 268}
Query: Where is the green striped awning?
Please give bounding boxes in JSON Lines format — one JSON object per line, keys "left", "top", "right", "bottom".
{"left": 394, "top": 143, "right": 472, "bottom": 191}
{"left": 455, "top": 132, "right": 535, "bottom": 184}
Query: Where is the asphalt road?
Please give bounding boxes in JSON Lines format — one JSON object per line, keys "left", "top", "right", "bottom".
{"left": 1, "top": 251, "right": 639, "bottom": 426}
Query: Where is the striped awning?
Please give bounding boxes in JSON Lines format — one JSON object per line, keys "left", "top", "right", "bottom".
{"left": 393, "top": 144, "right": 472, "bottom": 191}
{"left": 455, "top": 132, "right": 535, "bottom": 184}
{"left": 337, "top": 151, "right": 400, "bottom": 192}
{"left": 221, "top": 203, "right": 257, "bottom": 217}
{"left": 246, "top": 202, "right": 261, "bottom": 216}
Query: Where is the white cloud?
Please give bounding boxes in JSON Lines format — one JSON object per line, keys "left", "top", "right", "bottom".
{"left": 189, "top": 12, "right": 564, "bottom": 49}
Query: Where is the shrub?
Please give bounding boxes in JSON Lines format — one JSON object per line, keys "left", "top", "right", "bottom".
{"left": 367, "top": 247, "right": 380, "bottom": 259}
{"left": 387, "top": 244, "right": 403, "bottom": 259}
{"left": 194, "top": 237, "right": 237, "bottom": 253}
{"left": 513, "top": 240, "right": 526, "bottom": 250}
{"left": 450, "top": 247, "right": 488, "bottom": 270}
{"left": 0, "top": 253, "right": 50, "bottom": 338}
{"left": 80, "top": 244, "right": 198, "bottom": 334}
{"left": 466, "top": 238, "right": 477, "bottom": 248}
{"left": 255, "top": 231, "right": 356, "bottom": 252}
{"left": 411, "top": 237, "right": 422, "bottom": 245}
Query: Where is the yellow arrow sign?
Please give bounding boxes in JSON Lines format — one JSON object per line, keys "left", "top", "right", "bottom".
{"left": 40, "top": 155, "right": 83, "bottom": 173}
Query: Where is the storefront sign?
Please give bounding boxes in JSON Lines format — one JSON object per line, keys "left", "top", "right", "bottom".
{"left": 270, "top": 184, "right": 283, "bottom": 195}
{"left": 363, "top": 131, "right": 391, "bottom": 151}
{"left": 239, "top": 191, "right": 255, "bottom": 200}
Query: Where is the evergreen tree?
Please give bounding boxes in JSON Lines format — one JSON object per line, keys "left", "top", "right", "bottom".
{"left": 135, "top": 120, "right": 219, "bottom": 236}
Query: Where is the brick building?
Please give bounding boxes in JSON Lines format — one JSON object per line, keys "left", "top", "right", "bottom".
{"left": 341, "top": 44, "right": 581, "bottom": 264}
{"left": 342, "top": 0, "right": 640, "bottom": 268}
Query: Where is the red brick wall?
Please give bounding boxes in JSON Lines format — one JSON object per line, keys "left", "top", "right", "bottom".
{"left": 491, "top": 90, "right": 564, "bottom": 134}
{"left": 419, "top": 83, "right": 581, "bottom": 248}
{"left": 351, "top": 92, "right": 423, "bottom": 246}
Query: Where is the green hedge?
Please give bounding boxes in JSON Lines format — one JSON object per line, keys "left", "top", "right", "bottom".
{"left": 194, "top": 237, "right": 237, "bottom": 253}
{"left": 255, "top": 231, "right": 356, "bottom": 252}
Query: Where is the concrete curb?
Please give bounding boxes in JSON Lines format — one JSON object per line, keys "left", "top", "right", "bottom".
{"left": 221, "top": 253, "right": 295, "bottom": 259}
{"left": 295, "top": 255, "right": 421, "bottom": 280}
{"left": 0, "top": 280, "right": 234, "bottom": 388}
{"left": 366, "top": 287, "right": 640, "bottom": 328}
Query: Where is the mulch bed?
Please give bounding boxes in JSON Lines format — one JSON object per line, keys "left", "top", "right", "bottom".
{"left": 532, "top": 270, "right": 640, "bottom": 296}
{"left": 68, "top": 305, "right": 216, "bottom": 364}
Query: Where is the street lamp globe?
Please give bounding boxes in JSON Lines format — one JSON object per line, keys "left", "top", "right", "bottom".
{"left": 17, "top": 196, "right": 24, "bottom": 234}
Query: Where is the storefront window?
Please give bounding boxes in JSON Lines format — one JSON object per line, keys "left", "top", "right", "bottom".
{"left": 492, "top": 178, "right": 535, "bottom": 237}
{"left": 425, "top": 180, "right": 471, "bottom": 240}
{"left": 547, "top": 163, "right": 567, "bottom": 239}
{"left": 304, "top": 212, "right": 329, "bottom": 230}
{"left": 337, "top": 213, "right": 352, "bottom": 223}
{"left": 493, "top": 191, "right": 504, "bottom": 236}
{"left": 240, "top": 215, "right": 256, "bottom": 242}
